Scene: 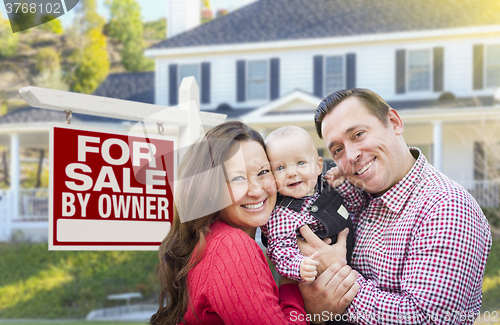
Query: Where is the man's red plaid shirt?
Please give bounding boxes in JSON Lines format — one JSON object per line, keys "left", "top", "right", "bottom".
{"left": 337, "top": 148, "right": 492, "bottom": 324}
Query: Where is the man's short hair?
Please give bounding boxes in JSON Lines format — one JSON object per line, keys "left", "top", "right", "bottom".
{"left": 314, "top": 88, "right": 392, "bottom": 139}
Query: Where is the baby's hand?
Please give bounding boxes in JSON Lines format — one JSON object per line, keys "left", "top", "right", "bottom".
{"left": 300, "top": 251, "right": 320, "bottom": 282}
{"left": 324, "top": 166, "right": 345, "bottom": 188}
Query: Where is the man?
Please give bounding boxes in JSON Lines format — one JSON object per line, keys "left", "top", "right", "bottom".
{"left": 297, "top": 88, "right": 492, "bottom": 324}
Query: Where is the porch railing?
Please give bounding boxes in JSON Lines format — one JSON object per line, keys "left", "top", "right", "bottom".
{"left": 463, "top": 180, "right": 500, "bottom": 208}
{"left": 7, "top": 182, "right": 500, "bottom": 223}
{"left": 17, "top": 188, "right": 49, "bottom": 221}
{"left": 0, "top": 190, "right": 10, "bottom": 240}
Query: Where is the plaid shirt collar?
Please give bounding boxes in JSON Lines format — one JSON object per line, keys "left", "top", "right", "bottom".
{"left": 373, "top": 147, "right": 427, "bottom": 213}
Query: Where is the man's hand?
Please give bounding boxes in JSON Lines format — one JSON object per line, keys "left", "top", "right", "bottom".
{"left": 297, "top": 225, "right": 348, "bottom": 275}
{"left": 299, "top": 259, "right": 359, "bottom": 323}
{"left": 300, "top": 251, "right": 320, "bottom": 282}
{"left": 323, "top": 166, "right": 345, "bottom": 188}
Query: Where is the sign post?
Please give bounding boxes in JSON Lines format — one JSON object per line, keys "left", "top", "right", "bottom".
{"left": 19, "top": 77, "right": 227, "bottom": 250}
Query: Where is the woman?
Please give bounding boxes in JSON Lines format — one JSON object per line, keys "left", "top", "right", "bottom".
{"left": 150, "top": 121, "right": 355, "bottom": 324}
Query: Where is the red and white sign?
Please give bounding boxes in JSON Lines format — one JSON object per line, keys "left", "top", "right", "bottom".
{"left": 49, "top": 125, "right": 174, "bottom": 250}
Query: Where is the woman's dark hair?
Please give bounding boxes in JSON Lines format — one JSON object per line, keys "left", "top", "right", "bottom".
{"left": 314, "top": 88, "right": 391, "bottom": 139}
{"left": 150, "top": 121, "right": 265, "bottom": 325}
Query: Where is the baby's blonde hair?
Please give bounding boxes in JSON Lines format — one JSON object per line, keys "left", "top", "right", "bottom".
{"left": 265, "top": 125, "right": 311, "bottom": 144}
{"left": 265, "top": 126, "right": 319, "bottom": 158}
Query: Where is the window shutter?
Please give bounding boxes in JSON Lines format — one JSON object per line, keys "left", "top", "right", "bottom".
{"left": 270, "top": 58, "right": 280, "bottom": 100}
{"left": 346, "top": 53, "right": 356, "bottom": 89}
{"left": 169, "top": 64, "right": 178, "bottom": 106}
{"left": 473, "top": 44, "right": 484, "bottom": 90}
{"left": 201, "top": 62, "right": 210, "bottom": 104}
{"left": 237, "top": 60, "right": 246, "bottom": 102}
{"left": 474, "top": 141, "right": 485, "bottom": 180}
{"left": 395, "top": 50, "right": 406, "bottom": 94}
{"left": 433, "top": 47, "right": 444, "bottom": 92}
{"left": 313, "top": 55, "right": 323, "bottom": 97}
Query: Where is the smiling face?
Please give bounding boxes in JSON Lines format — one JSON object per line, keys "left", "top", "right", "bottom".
{"left": 321, "top": 96, "right": 413, "bottom": 196}
{"left": 219, "top": 140, "right": 277, "bottom": 236}
{"left": 266, "top": 133, "right": 323, "bottom": 198}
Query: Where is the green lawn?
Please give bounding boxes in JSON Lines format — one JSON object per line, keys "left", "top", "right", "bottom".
{"left": 0, "top": 243, "right": 159, "bottom": 319}
{"left": 480, "top": 238, "right": 500, "bottom": 313}
{"left": 0, "top": 236, "right": 498, "bottom": 320}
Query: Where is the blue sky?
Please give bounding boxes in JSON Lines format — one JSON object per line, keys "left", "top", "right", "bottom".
{"left": 1, "top": 0, "right": 256, "bottom": 27}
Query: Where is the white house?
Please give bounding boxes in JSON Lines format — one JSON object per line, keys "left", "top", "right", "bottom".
{"left": 2, "top": 0, "right": 500, "bottom": 241}
{"left": 146, "top": 0, "right": 500, "bottom": 206}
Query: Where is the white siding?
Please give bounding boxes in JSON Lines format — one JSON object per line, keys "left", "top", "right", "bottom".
{"left": 280, "top": 51, "right": 314, "bottom": 95}
{"left": 211, "top": 55, "right": 237, "bottom": 108}
{"left": 153, "top": 31, "right": 500, "bottom": 110}
{"left": 168, "top": 0, "right": 201, "bottom": 38}
{"left": 445, "top": 42, "right": 472, "bottom": 97}
{"left": 168, "top": 0, "right": 186, "bottom": 38}
{"left": 156, "top": 60, "right": 168, "bottom": 106}
{"left": 357, "top": 45, "right": 395, "bottom": 99}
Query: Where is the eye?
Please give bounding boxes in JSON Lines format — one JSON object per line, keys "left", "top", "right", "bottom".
{"left": 298, "top": 161, "right": 305, "bottom": 166}
{"left": 332, "top": 147, "right": 343, "bottom": 156}
{"left": 258, "top": 169, "right": 270, "bottom": 176}
{"left": 354, "top": 131, "right": 364, "bottom": 139}
{"left": 275, "top": 166, "right": 284, "bottom": 171}
{"left": 230, "top": 176, "right": 246, "bottom": 182}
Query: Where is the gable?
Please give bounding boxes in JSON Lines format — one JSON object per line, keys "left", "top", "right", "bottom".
{"left": 241, "top": 89, "right": 321, "bottom": 123}
{"left": 270, "top": 98, "right": 318, "bottom": 114}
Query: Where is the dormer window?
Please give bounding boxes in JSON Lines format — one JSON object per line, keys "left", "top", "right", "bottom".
{"left": 408, "top": 49, "right": 431, "bottom": 92}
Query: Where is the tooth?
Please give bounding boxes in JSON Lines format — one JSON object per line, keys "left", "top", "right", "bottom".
{"left": 357, "top": 160, "right": 373, "bottom": 175}
{"left": 243, "top": 202, "right": 264, "bottom": 209}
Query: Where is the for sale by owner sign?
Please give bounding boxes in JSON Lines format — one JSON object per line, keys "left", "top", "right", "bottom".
{"left": 49, "top": 125, "right": 174, "bottom": 250}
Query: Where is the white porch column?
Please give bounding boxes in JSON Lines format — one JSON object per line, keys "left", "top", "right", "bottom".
{"left": 432, "top": 120, "right": 443, "bottom": 172}
{"left": 10, "top": 133, "right": 20, "bottom": 222}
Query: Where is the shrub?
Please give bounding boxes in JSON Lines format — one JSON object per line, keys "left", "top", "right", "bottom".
{"left": 0, "top": 13, "right": 19, "bottom": 57}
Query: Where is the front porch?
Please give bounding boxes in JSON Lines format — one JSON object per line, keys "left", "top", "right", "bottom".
{"left": 0, "top": 188, "right": 49, "bottom": 241}
{"left": 1, "top": 180, "right": 498, "bottom": 242}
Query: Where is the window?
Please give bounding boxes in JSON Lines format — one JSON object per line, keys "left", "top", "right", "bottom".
{"left": 247, "top": 60, "right": 268, "bottom": 100}
{"left": 314, "top": 53, "right": 355, "bottom": 98}
{"left": 324, "top": 55, "right": 344, "bottom": 95}
{"left": 486, "top": 44, "right": 500, "bottom": 88}
{"left": 179, "top": 64, "right": 200, "bottom": 86}
{"left": 408, "top": 49, "right": 431, "bottom": 91}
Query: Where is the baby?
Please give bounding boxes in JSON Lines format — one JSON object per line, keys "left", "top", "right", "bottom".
{"left": 261, "top": 126, "right": 354, "bottom": 282}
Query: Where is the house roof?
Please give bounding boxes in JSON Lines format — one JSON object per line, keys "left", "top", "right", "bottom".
{"left": 213, "top": 103, "right": 255, "bottom": 119}
{"left": 93, "top": 71, "right": 155, "bottom": 104}
{"left": 388, "top": 95, "right": 495, "bottom": 110}
{"left": 150, "top": 0, "right": 500, "bottom": 50}
{"left": 0, "top": 106, "right": 122, "bottom": 124}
